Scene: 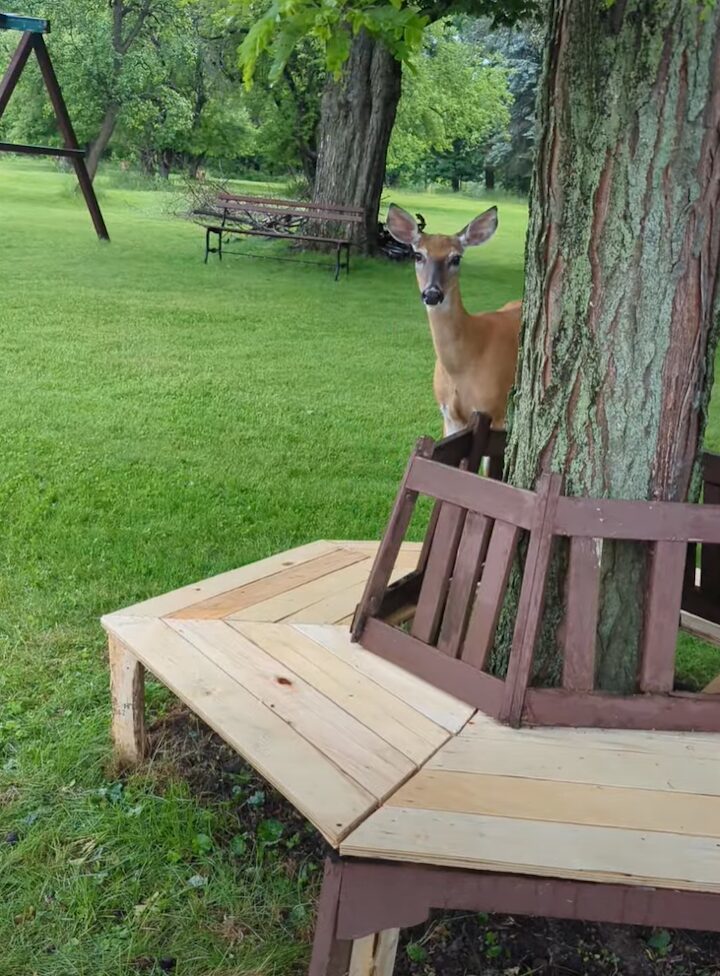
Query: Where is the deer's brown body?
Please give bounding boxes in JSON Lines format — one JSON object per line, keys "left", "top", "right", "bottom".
{"left": 387, "top": 207, "right": 521, "bottom": 432}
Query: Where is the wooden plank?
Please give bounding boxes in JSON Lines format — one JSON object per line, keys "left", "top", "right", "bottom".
{"left": 351, "top": 440, "right": 434, "bottom": 639}
{"left": 562, "top": 536, "right": 601, "bottom": 691}
{"left": 288, "top": 551, "right": 419, "bottom": 625}
{"left": 348, "top": 931, "right": 400, "bottom": 976}
{"left": 170, "top": 548, "right": 369, "bottom": 619}
{"left": 361, "top": 617, "right": 504, "bottom": 716}
{"left": 461, "top": 520, "right": 520, "bottom": 669}
{"left": 294, "top": 624, "right": 473, "bottom": 732}
{"left": 522, "top": 686, "right": 720, "bottom": 732}
{"left": 104, "top": 617, "right": 374, "bottom": 844}
{"left": 406, "top": 458, "right": 537, "bottom": 529}
{"left": 231, "top": 621, "right": 448, "bottom": 762}
{"left": 639, "top": 540, "right": 686, "bottom": 692}
{"left": 102, "top": 540, "right": 338, "bottom": 620}
{"left": 341, "top": 807, "right": 720, "bottom": 893}
{"left": 705, "top": 674, "right": 720, "bottom": 694}
{"left": 167, "top": 618, "right": 414, "bottom": 800}
{"left": 437, "top": 513, "right": 492, "bottom": 658}
{"left": 680, "top": 610, "right": 720, "bottom": 647}
{"left": 554, "top": 494, "right": 720, "bottom": 543}
{"left": 108, "top": 636, "right": 146, "bottom": 766}
{"left": 374, "top": 930, "right": 400, "bottom": 976}
{"left": 411, "top": 502, "right": 466, "bottom": 644}
{"left": 228, "top": 559, "right": 373, "bottom": 622}
{"left": 387, "top": 770, "right": 720, "bottom": 837}
{"left": 428, "top": 729, "right": 720, "bottom": 796}
{"left": 463, "top": 711, "right": 720, "bottom": 759}
{"left": 502, "top": 474, "right": 563, "bottom": 725}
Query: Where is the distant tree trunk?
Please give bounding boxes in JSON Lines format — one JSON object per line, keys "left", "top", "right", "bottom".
{"left": 87, "top": 102, "right": 120, "bottom": 180}
{"left": 498, "top": 0, "right": 720, "bottom": 692}
{"left": 158, "top": 149, "right": 174, "bottom": 180}
{"left": 312, "top": 30, "right": 401, "bottom": 254}
{"left": 451, "top": 175, "right": 461, "bottom": 192}
{"left": 484, "top": 166, "right": 495, "bottom": 190}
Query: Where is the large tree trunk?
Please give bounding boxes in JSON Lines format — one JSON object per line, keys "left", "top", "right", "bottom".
{"left": 312, "top": 30, "right": 401, "bottom": 254}
{"left": 86, "top": 102, "right": 120, "bottom": 180}
{"left": 500, "top": 1, "right": 720, "bottom": 691}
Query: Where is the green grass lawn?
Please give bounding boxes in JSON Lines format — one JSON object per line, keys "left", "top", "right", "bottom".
{"left": 0, "top": 160, "right": 529, "bottom": 976}
{"left": 1, "top": 159, "right": 720, "bottom": 975}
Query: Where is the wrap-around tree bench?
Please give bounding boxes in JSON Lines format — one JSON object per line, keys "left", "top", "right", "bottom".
{"left": 104, "top": 416, "right": 720, "bottom": 976}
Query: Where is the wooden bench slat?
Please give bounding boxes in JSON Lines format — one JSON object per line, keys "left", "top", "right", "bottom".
{"left": 639, "top": 539, "right": 687, "bottom": 693}
{"left": 461, "top": 520, "right": 521, "bottom": 670}
{"left": 562, "top": 536, "right": 602, "bottom": 692}
{"left": 437, "top": 513, "right": 492, "bottom": 658}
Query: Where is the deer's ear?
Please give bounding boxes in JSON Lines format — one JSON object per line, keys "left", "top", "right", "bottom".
{"left": 387, "top": 204, "right": 421, "bottom": 246}
{"left": 458, "top": 207, "right": 498, "bottom": 248}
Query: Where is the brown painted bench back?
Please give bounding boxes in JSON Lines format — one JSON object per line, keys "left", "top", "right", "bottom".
{"left": 216, "top": 193, "right": 363, "bottom": 234}
{"left": 353, "top": 418, "right": 720, "bottom": 733}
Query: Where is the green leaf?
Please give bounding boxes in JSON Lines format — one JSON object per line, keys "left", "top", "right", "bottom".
{"left": 230, "top": 834, "right": 248, "bottom": 856}
{"left": 192, "top": 832, "right": 213, "bottom": 855}
{"left": 648, "top": 929, "right": 672, "bottom": 955}
{"left": 257, "top": 818, "right": 284, "bottom": 844}
{"left": 406, "top": 942, "right": 427, "bottom": 963}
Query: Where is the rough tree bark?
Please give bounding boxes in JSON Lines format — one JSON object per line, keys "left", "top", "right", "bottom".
{"left": 311, "top": 30, "right": 402, "bottom": 253}
{"left": 500, "top": 0, "right": 720, "bottom": 692}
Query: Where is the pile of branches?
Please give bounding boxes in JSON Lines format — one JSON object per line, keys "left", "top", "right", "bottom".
{"left": 377, "top": 212, "right": 426, "bottom": 260}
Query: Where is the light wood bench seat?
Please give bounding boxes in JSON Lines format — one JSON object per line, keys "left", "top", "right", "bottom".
{"left": 104, "top": 538, "right": 720, "bottom": 976}
{"left": 342, "top": 710, "right": 720, "bottom": 893}
{"left": 102, "top": 541, "right": 472, "bottom": 845}
{"left": 104, "top": 540, "right": 720, "bottom": 884}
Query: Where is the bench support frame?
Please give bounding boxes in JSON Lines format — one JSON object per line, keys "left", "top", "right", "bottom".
{"left": 311, "top": 857, "right": 720, "bottom": 976}
{"left": 109, "top": 638, "right": 146, "bottom": 766}
{"left": 204, "top": 226, "right": 352, "bottom": 279}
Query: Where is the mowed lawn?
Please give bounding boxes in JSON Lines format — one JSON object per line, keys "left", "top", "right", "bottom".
{"left": 3, "top": 161, "right": 720, "bottom": 976}
{"left": 0, "top": 162, "right": 526, "bottom": 976}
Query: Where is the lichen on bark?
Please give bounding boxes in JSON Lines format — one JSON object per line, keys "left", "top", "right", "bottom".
{"left": 497, "top": 0, "right": 720, "bottom": 692}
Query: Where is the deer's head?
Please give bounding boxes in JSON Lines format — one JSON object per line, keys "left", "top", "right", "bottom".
{"left": 387, "top": 204, "right": 498, "bottom": 308}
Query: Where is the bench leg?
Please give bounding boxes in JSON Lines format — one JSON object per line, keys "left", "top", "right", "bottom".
{"left": 334, "top": 244, "right": 342, "bottom": 281}
{"left": 204, "top": 227, "right": 211, "bottom": 263}
{"left": 349, "top": 930, "right": 399, "bottom": 976}
{"left": 109, "top": 636, "right": 146, "bottom": 766}
{"left": 310, "top": 860, "right": 400, "bottom": 976}
{"left": 346, "top": 244, "right": 351, "bottom": 277}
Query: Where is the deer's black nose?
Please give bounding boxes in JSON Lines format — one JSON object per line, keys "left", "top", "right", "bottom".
{"left": 422, "top": 286, "right": 444, "bottom": 306}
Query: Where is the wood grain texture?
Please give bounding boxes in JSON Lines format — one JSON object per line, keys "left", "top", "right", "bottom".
{"left": 295, "top": 624, "right": 473, "bottom": 732}
{"left": 169, "top": 548, "right": 369, "bottom": 619}
{"left": 167, "top": 618, "right": 413, "bottom": 800}
{"left": 108, "top": 636, "right": 146, "bottom": 766}
{"left": 103, "top": 540, "right": 338, "bottom": 620}
{"left": 387, "top": 769, "right": 720, "bottom": 837}
{"left": 232, "top": 621, "right": 448, "bottom": 761}
{"left": 104, "top": 616, "right": 374, "bottom": 844}
{"left": 341, "top": 806, "right": 720, "bottom": 892}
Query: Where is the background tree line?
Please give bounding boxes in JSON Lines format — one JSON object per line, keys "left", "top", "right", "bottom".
{"left": 0, "top": 0, "right": 540, "bottom": 198}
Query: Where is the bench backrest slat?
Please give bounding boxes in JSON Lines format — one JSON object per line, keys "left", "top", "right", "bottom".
{"left": 216, "top": 193, "right": 363, "bottom": 224}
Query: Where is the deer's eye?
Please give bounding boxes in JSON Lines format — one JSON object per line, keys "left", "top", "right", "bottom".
{"left": 449, "top": 254, "right": 461, "bottom": 267}
{"left": 414, "top": 252, "right": 424, "bottom": 263}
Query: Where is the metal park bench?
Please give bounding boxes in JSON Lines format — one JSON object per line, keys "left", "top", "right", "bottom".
{"left": 197, "top": 193, "right": 364, "bottom": 279}
{"left": 104, "top": 414, "right": 720, "bottom": 976}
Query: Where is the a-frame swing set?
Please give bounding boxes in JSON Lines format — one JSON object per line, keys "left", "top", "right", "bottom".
{"left": 0, "top": 11, "right": 109, "bottom": 240}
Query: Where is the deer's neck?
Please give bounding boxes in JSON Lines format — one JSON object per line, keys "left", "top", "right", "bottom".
{"left": 425, "top": 284, "right": 482, "bottom": 376}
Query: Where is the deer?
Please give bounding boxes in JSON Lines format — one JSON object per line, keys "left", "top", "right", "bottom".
{"left": 386, "top": 204, "right": 521, "bottom": 433}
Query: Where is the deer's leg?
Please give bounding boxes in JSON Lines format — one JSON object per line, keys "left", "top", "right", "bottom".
{"left": 109, "top": 636, "right": 146, "bottom": 766}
